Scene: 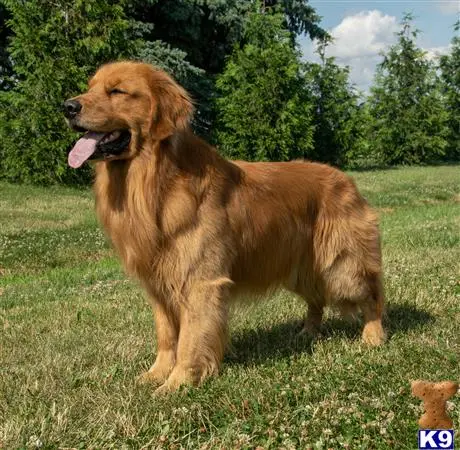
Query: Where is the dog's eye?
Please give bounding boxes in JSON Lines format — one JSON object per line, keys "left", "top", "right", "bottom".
{"left": 109, "top": 88, "right": 127, "bottom": 95}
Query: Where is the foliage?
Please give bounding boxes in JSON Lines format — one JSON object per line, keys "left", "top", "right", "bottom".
{"left": 0, "top": 2, "right": 458, "bottom": 186}
{"left": 215, "top": 11, "right": 314, "bottom": 161}
{"left": 0, "top": 2, "right": 13, "bottom": 90}
{"left": 305, "top": 42, "right": 366, "bottom": 167}
{"left": 0, "top": 0, "right": 140, "bottom": 185}
{"left": 367, "top": 14, "right": 449, "bottom": 165}
{"left": 132, "top": 0, "right": 326, "bottom": 76}
{"left": 439, "top": 20, "right": 460, "bottom": 161}
{"left": 267, "top": 0, "right": 327, "bottom": 39}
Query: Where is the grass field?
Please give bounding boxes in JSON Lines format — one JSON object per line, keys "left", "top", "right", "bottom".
{"left": 1, "top": 165, "right": 459, "bottom": 449}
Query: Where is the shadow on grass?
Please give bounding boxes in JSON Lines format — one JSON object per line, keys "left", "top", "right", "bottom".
{"left": 226, "top": 318, "right": 312, "bottom": 365}
{"left": 228, "top": 303, "right": 434, "bottom": 365}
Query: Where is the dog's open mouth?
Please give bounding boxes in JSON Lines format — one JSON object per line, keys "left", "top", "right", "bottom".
{"left": 68, "top": 129, "right": 131, "bottom": 168}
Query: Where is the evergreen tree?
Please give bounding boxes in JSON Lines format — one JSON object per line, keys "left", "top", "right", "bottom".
{"left": 368, "top": 14, "right": 449, "bottom": 165}
{"left": 305, "top": 41, "right": 365, "bottom": 167}
{"left": 0, "top": 0, "right": 139, "bottom": 184}
{"left": 0, "top": 3, "right": 13, "bottom": 91}
{"left": 129, "top": 0, "right": 326, "bottom": 138}
{"left": 215, "top": 10, "right": 314, "bottom": 161}
{"left": 131, "top": 0, "right": 326, "bottom": 76}
{"left": 439, "top": 20, "right": 460, "bottom": 161}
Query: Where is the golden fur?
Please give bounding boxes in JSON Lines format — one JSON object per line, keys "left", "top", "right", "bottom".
{"left": 67, "top": 61, "right": 386, "bottom": 393}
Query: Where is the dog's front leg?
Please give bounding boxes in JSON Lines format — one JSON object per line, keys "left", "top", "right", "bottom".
{"left": 137, "top": 300, "right": 179, "bottom": 385}
{"left": 155, "top": 280, "right": 229, "bottom": 394}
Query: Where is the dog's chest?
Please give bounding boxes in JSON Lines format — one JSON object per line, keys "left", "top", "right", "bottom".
{"left": 96, "top": 193, "right": 158, "bottom": 279}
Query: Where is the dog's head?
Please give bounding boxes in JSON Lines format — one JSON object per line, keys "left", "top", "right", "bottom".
{"left": 63, "top": 61, "right": 193, "bottom": 168}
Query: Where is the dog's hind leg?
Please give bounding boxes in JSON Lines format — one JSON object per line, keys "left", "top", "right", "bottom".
{"left": 288, "top": 274, "right": 325, "bottom": 338}
{"left": 324, "top": 255, "right": 386, "bottom": 346}
{"left": 360, "top": 274, "right": 386, "bottom": 346}
{"left": 301, "top": 300, "right": 324, "bottom": 338}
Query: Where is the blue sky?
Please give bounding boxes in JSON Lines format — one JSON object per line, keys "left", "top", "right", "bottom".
{"left": 300, "top": 0, "right": 460, "bottom": 93}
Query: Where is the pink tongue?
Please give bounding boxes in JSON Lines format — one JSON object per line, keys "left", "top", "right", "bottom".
{"left": 68, "top": 131, "right": 106, "bottom": 168}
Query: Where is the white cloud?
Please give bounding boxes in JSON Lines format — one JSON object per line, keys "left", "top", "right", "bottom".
{"left": 328, "top": 11, "right": 399, "bottom": 92}
{"left": 301, "top": 10, "right": 453, "bottom": 94}
{"left": 327, "top": 10, "right": 399, "bottom": 59}
{"left": 302, "top": 10, "right": 399, "bottom": 93}
{"left": 424, "top": 45, "right": 452, "bottom": 61}
{"left": 436, "top": 0, "right": 459, "bottom": 14}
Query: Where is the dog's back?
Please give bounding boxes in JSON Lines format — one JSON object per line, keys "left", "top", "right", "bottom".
{"left": 228, "top": 161, "right": 382, "bottom": 310}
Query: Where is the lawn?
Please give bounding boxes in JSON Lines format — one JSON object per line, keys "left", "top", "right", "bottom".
{"left": 1, "top": 165, "right": 459, "bottom": 449}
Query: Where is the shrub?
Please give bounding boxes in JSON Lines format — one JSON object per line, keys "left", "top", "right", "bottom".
{"left": 0, "top": 0, "right": 139, "bottom": 185}
{"left": 215, "top": 11, "right": 314, "bottom": 162}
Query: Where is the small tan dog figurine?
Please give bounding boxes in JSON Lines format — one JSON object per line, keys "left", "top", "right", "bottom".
{"left": 411, "top": 380, "right": 458, "bottom": 429}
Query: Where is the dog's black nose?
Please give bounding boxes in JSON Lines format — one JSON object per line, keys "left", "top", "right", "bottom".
{"left": 63, "top": 99, "right": 82, "bottom": 118}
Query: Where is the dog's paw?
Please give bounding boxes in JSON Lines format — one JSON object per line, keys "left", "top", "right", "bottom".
{"left": 136, "top": 371, "right": 159, "bottom": 386}
{"left": 153, "top": 367, "right": 197, "bottom": 394}
{"left": 136, "top": 368, "right": 169, "bottom": 386}
{"left": 154, "top": 382, "right": 174, "bottom": 395}
{"left": 298, "top": 322, "right": 322, "bottom": 340}
{"left": 136, "top": 355, "right": 176, "bottom": 386}
{"left": 361, "top": 322, "right": 386, "bottom": 346}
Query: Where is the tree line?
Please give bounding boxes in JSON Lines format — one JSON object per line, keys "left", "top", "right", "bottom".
{"left": 0, "top": 1, "right": 458, "bottom": 185}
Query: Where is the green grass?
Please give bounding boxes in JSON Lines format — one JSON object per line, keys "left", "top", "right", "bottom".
{"left": 1, "top": 165, "right": 459, "bottom": 449}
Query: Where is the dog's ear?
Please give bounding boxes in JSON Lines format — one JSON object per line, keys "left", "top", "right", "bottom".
{"left": 149, "top": 71, "right": 194, "bottom": 140}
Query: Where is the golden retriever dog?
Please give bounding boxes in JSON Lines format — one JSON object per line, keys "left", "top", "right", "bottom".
{"left": 63, "top": 61, "right": 385, "bottom": 393}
